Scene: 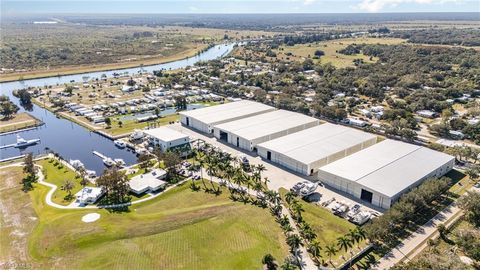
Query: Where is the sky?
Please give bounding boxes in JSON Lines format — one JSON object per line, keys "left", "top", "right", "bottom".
{"left": 1, "top": 0, "right": 479, "bottom": 14}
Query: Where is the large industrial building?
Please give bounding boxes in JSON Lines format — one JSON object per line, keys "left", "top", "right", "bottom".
{"left": 144, "top": 127, "right": 190, "bottom": 152}
{"left": 213, "top": 110, "right": 320, "bottom": 151}
{"left": 256, "top": 123, "right": 377, "bottom": 175}
{"left": 317, "top": 139, "right": 455, "bottom": 209}
{"left": 179, "top": 100, "right": 275, "bottom": 134}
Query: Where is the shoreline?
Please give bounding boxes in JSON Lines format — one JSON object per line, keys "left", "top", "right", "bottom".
{"left": 0, "top": 44, "right": 211, "bottom": 83}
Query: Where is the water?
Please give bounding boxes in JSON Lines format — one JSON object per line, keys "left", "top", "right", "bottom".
{"left": 0, "top": 44, "right": 235, "bottom": 174}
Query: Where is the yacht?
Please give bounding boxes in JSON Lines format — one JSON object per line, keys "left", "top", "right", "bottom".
{"left": 85, "top": 170, "right": 97, "bottom": 178}
{"left": 114, "top": 140, "right": 126, "bottom": 148}
{"left": 69, "top": 159, "right": 85, "bottom": 170}
{"left": 103, "top": 157, "right": 115, "bottom": 167}
{"left": 14, "top": 135, "right": 40, "bottom": 148}
{"left": 114, "top": 158, "right": 125, "bottom": 167}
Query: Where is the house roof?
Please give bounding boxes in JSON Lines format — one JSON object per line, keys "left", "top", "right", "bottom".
{"left": 129, "top": 169, "right": 168, "bottom": 193}
{"left": 144, "top": 127, "right": 189, "bottom": 142}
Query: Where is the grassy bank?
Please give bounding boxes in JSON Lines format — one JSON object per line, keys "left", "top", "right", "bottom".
{"left": 0, "top": 45, "right": 208, "bottom": 83}
{"left": 0, "top": 112, "right": 42, "bottom": 134}
{"left": 103, "top": 113, "right": 180, "bottom": 136}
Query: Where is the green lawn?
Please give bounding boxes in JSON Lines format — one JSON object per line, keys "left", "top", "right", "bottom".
{"left": 105, "top": 113, "right": 180, "bottom": 136}
{"left": 37, "top": 158, "right": 92, "bottom": 206}
{"left": 24, "top": 181, "right": 289, "bottom": 269}
{"left": 279, "top": 188, "right": 363, "bottom": 264}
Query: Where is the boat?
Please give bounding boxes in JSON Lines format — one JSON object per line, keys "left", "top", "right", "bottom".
{"left": 114, "top": 140, "right": 126, "bottom": 148}
{"left": 103, "top": 157, "right": 115, "bottom": 167}
{"left": 135, "top": 147, "right": 148, "bottom": 155}
{"left": 14, "top": 135, "right": 40, "bottom": 148}
{"left": 85, "top": 170, "right": 97, "bottom": 178}
{"left": 69, "top": 159, "right": 85, "bottom": 170}
{"left": 114, "top": 158, "right": 125, "bottom": 167}
{"left": 352, "top": 211, "right": 372, "bottom": 225}
{"left": 129, "top": 130, "right": 144, "bottom": 140}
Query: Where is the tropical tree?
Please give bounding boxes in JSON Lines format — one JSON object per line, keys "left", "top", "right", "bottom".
{"left": 337, "top": 236, "right": 353, "bottom": 260}
{"left": 307, "top": 240, "right": 322, "bottom": 264}
{"left": 285, "top": 191, "right": 296, "bottom": 204}
{"left": 61, "top": 180, "right": 75, "bottom": 200}
{"left": 96, "top": 168, "right": 131, "bottom": 204}
{"left": 262, "top": 254, "right": 278, "bottom": 270}
{"left": 286, "top": 234, "right": 302, "bottom": 253}
{"left": 325, "top": 244, "right": 337, "bottom": 265}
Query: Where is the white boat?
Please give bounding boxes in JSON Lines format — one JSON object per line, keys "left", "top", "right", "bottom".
{"left": 85, "top": 170, "right": 97, "bottom": 178}
{"left": 114, "top": 158, "right": 125, "bottom": 167}
{"left": 299, "top": 182, "right": 318, "bottom": 197}
{"left": 352, "top": 211, "right": 372, "bottom": 225}
{"left": 135, "top": 147, "right": 148, "bottom": 155}
{"left": 114, "top": 140, "right": 126, "bottom": 148}
{"left": 14, "top": 135, "right": 40, "bottom": 148}
{"left": 69, "top": 159, "right": 85, "bottom": 170}
{"left": 130, "top": 130, "right": 144, "bottom": 140}
{"left": 103, "top": 157, "right": 115, "bottom": 167}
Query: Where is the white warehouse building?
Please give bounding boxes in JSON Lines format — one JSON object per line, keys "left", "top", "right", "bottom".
{"left": 213, "top": 110, "right": 320, "bottom": 151}
{"left": 144, "top": 127, "right": 190, "bottom": 152}
{"left": 256, "top": 123, "right": 377, "bottom": 175}
{"left": 179, "top": 100, "right": 275, "bottom": 134}
{"left": 317, "top": 139, "right": 455, "bottom": 209}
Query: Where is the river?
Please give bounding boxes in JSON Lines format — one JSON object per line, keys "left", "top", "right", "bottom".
{"left": 0, "top": 43, "right": 235, "bottom": 174}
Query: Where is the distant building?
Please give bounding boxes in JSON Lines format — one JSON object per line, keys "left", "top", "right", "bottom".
{"left": 416, "top": 110, "right": 438, "bottom": 119}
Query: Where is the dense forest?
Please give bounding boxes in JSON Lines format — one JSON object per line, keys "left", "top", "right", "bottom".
{"left": 394, "top": 28, "right": 480, "bottom": 46}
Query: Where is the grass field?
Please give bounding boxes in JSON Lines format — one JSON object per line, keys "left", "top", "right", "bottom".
{"left": 36, "top": 158, "right": 92, "bottom": 206}
{"left": 279, "top": 188, "right": 363, "bottom": 264}
{"left": 275, "top": 37, "right": 406, "bottom": 68}
{"left": 1, "top": 165, "right": 289, "bottom": 269}
{"left": 0, "top": 113, "right": 41, "bottom": 133}
{"left": 104, "top": 113, "right": 180, "bottom": 136}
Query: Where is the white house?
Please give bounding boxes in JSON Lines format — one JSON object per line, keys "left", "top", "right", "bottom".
{"left": 144, "top": 127, "right": 190, "bottom": 152}
{"left": 75, "top": 187, "right": 104, "bottom": 204}
{"left": 129, "top": 169, "right": 168, "bottom": 194}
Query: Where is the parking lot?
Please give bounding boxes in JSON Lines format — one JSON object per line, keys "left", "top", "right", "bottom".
{"left": 169, "top": 123, "right": 384, "bottom": 216}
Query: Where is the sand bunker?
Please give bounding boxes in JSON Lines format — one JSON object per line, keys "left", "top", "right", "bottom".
{"left": 81, "top": 213, "right": 100, "bottom": 223}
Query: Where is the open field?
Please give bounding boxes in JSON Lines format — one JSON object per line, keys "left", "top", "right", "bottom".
{"left": 104, "top": 113, "right": 180, "bottom": 136}
{"left": 0, "top": 166, "right": 39, "bottom": 268}
{"left": 0, "top": 24, "right": 273, "bottom": 82}
{"left": 0, "top": 113, "right": 42, "bottom": 134}
{"left": 36, "top": 158, "right": 91, "bottom": 206}
{"left": 275, "top": 37, "right": 406, "bottom": 68}
{"left": 0, "top": 164, "right": 289, "bottom": 269}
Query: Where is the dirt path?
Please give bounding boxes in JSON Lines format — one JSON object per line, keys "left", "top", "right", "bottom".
{"left": 0, "top": 166, "right": 38, "bottom": 268}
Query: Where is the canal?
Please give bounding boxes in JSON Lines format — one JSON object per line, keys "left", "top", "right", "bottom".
{"left": 0, "top": 43, "right": 235, "bottom": 174}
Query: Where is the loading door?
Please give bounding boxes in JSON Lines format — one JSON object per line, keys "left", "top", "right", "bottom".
{"left": 360, "top": 189, "right": 373, "bottom": 204}
{"left": 267, "top": 151, "right": 271, "bottom": 160}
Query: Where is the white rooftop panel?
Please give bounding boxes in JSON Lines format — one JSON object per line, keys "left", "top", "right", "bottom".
{"left": 144, "top": 127, "right": 189, "bottom": 142}
{"left": 180, "top": 100, "right": 274, "bottom": 125}
{"left": 319, "top": 140, "right": 420, "bottom": 181}
{"left": 214, "top": 110, "right": 319, "bottom": 140}
{"left": 257, "top": 124, "right": 376, "bottom": 164}
{"left": 356, "top": 147, "right": 454, "bottom": 197}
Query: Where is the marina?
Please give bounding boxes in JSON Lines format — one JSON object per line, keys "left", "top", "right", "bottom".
{"left": 0, "top": 43, "right": 235, "bottom": 174}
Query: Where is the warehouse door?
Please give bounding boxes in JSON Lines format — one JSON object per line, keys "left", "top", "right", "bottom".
{"left": 236, "top": 137, "right": 239, "bottom": 147}
{"left": 360, "top": 189, "right": 373, "bottom": 204}
{"left": 186, "top": 117, "right": 190, "bottom": 126}
{"left": 219, "top": 131, "right": 228, "bottom": 142}
{"left": 267, "top": 151, "right": 271, "bottom": 160}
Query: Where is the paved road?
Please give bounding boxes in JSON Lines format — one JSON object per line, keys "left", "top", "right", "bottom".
{"left": 374, "top": 184, "right": 480, "bottom": 269}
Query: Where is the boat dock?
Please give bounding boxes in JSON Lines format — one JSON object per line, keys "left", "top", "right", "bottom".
{"left": 93, "top": 151, "right": 107, "bottom": 160}
{"left": 0, "top": 143, "right": 16, "bottom": 149}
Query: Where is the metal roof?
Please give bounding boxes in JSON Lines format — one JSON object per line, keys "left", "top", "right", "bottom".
{"left": 318, "top": 139, "right": 454, "bottom": 197}
{"left": 179, "top": 100, "right": 274, "bottom": 125}
{"left": 214, "top": 110, "right": 319, "bottom": 141}
{"left": 143, "top": 127, "right": 189, "bottom": 142}
{"left": 257, "top": 123, "right": 377, "bottom": 164}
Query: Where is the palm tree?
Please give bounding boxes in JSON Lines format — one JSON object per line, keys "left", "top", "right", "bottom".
{"left": 307, "top": 240, "right": 322, "bottom": 264}
{"left": 337, "top": 236, "right": 353, "bottom": 260}
{"left": 256, "top": 164, "right": 266, "bottom": 179}
{"left": 285, "top": 191, "right": 296, "bottom": 204}
{"left": 61, "top": 180, "right": 75, "bottom": 200}
{"left": 286, "top": 234, "right": 302, "bottom": 253}
{"left": 348, "top": 228, "right": 361, "bottom": 249}
{"left": 325, "top": 244, "right": 337, "bottom": 265}
{"left": 262, "top": 254, "right": 277, "bottom": 270}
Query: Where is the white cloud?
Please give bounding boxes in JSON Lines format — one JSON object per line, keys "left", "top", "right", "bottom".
{"left": 356, "top": 0, "right": 464, "bottom": 12}
{"left": 303, "top": 0, "right": 316, "bottom": 5}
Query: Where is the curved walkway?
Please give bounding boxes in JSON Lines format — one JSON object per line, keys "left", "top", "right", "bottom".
{"left": 0, "top": 162, "right": 189, "bottom": 210}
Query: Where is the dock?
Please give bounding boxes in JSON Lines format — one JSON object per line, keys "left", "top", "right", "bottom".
{"left": 92, "top": 151, "right": 107, "bottom": 160}
{"left": 0, "top": 143, "right": 16, "bottom": 150}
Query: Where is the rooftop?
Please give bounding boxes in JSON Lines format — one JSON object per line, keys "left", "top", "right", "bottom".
{"left": 144, "top": 127, "right": 189, "bottom": 142}
{"left": 129, "top": 169, "right": 168, "bottom": 193}
{"left": 214, "top": 110, "right": 319, "bottom": 141}
{"left": 257, "top": 123, "right": 377, "bottom": 164}
{"left": 319, "top": 139, "right": 454, "bottom": 197}
{"left": 179, "top": 100, "right": 274, "bottom": 125}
